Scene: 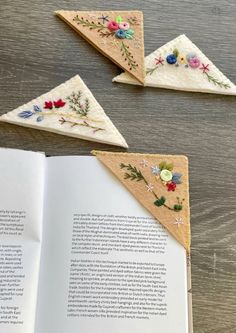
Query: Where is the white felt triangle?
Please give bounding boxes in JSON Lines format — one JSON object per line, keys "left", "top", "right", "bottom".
{"left": 0, "top": 75, "right": 128, "bottom": 148}
{"left": 113, "top": 34, "right": 236, "bottom": 95}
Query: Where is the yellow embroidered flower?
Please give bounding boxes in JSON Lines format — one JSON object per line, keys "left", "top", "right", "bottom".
{"left": 178, "top": 54, "right": 186, "bottom": 64}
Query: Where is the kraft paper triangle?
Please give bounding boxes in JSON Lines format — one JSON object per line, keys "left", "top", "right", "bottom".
{"left": 0, "top": 75, "right": 128, "bottom": 148}
{"left": 92, "top": 150, "right": 191, "bottom": 252}
{"left": 55, "top": 10, "right": 145, "bottom": 85}
{"left": 113, "top": 34, "right": 236, "bottom": 95}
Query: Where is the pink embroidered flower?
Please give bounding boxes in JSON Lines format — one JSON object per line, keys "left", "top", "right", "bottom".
{"left": 119, "top": 22, "right": 130, "bottom": 30}
{"left": 188, "top": 57, "right": 201, "bottom": 68}
{"left": 107, "top": 21, "right": 119, "bottom": 31}
{"left": 54, "top": 99, "right": 66, "bottom": 108}
{"left": 166, "top": 182, "right": 177, "bottom": 192}
{"left": 44, "top": 101, "right": 53, "bottom": 109}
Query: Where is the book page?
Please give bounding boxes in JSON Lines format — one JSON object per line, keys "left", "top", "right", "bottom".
{"left": 0, "top": 148, "right": 45, "bottom": 333}
{"left": 35, "top": 156, "right": 188, "bottom": 333}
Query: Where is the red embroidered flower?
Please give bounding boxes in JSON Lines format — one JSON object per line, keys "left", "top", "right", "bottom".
{"left": 166, "top": 182, "right": 177, "bottom": 192}
{"left": 54, "top": 99, "right": 66, "bottom": 108}
{"left": 44, "top": 101, "right": 53, "bottom": 109}
{"left": 107, "top": 20, "right": 119, "bottom": 31}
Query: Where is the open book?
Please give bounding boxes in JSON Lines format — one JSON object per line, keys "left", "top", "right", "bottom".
{"left": 0, "top": 148, "right": 192, "bottom": 333}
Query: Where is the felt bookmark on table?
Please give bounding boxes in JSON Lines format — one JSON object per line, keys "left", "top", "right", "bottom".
{"left": 92, "top": 151, "right": 191, "bottom": 252}
{"left": 113, "top": 34, "right": 236, "bottom": 95}
{"left": 55, "top": 10, "right": 145, "bottom": 85}
{"left": 0, "top": 75, "right": 128, "bottom": 148}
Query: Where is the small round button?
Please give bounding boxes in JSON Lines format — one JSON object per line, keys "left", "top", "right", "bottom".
{"left": 160, "top": 169, "right": 172, "bottom": 182}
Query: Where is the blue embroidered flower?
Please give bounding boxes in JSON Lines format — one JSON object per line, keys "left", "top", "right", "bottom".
{"left": 115, "top": 29, "right": 127, "bottom": 39}
{"left": 172, "top": 173, "right": 182, "bottom": 184}
{"left": 166, "top": 54, "right": 177, "bottom": 64}
{"left": 151, "top": 166, "right": 160, "bottom": 175}
{"left": 33, "top": 105, "right": 42, "bottom": 112}
{"left": 18, "top": 111, "right": 34, "bottom": 118}
{"left": 36, "top": 116, "right": 44, "bottom": 122}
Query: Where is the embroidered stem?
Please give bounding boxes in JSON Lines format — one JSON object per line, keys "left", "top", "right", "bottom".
{"left": 120, "top": 163, "right": 181, "bottom": 211}
{"left": 120, "top": 42, "right": 137, "bottom": 70}
{"left": 146, "top": 65, "right": 159, "bottom": 75}
{"left": 73, "top": 16, "right": 106, "bottom": 31}
{"left": 203, "top": 72, "right": 230, "bottom": 89}
{"left": 99, "top": 31, "right": 115, "bottom": 38}
{"left": 40, "top": 111, "right": 103, "bottom": 123}
{"left": 59, "top": 117, "right": 105, "bottom": 133}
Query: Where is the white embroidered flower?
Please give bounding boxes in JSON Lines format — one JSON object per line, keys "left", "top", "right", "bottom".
{"left": 146, "top": 183, "right": 154, "bottom": 192}
{"left": 173, "top": 217, "right": 184, "bottom": 227}
{"left": 140, "top": 159, "right": 148, "bottom": 167}
{"left": 151, "top": 166, "right": 160, "bottom": 175}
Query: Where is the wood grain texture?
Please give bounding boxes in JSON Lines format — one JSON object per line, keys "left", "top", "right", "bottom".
{"left": 0, "top": 0, "right": 236, "bottom": 332}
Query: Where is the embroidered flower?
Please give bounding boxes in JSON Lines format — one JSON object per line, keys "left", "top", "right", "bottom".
{"left": 33, "top": 105, "right": 42, "bottom": 112}
{"left": 115, "top": 29, "right": 127, "bottom": 39}
{"left": 160, "top": 169, "right": 173, "bottom": 182}
{"left": 107, "top": 20, "right": 119, "bottom": 31}
{"left": 199, "top": 63, "right": 210, "bottom": 73}
{"left": 140, "top": 159, "right": 148, "bottom": 167}
{"left": 125, "top": 29, "right": 134, "bottom": 39}
{"left": 173, "top": 217, "right": 184, "bottom": 227}
{"left": 172, "top": 173, "right": 182, "bottom": 184}
{"left": 155, "top": 57, "right": 164, "bottom": 65}
{"left": 178, "top": 54, "right": 186, "bottom": 64}
{"left": 18, "top": 111, "right": 34, "bottom": 118}
{"left": 115, "top": 16, "right": 123, "bottom": 23}
{"left": 166, "top": 181, "right": 177, "bottom": 191}
{"left": 53, "top": 99, "right": 66, "bottom": 108}
{"left": 146, "top": 183, "right": 154, "bottom": 192}
{"left": 186, "top": 52, "right": 197, "bottom": 62}
{"left": 166, "top": 54, "right": 177, "bottom": 65}
{"left": 44, "top": 101, "right": 53, "bottom": 109}
{"left": 188, "top": 57, "right": 200, "bottom": 68}
{"left": 151, "top": 166, "right": 160, "bottom": 175}
{"left": 119, "top": 22, "right": 130, "bottom": 30}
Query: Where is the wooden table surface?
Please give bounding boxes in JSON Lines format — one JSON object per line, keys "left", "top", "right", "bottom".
{"left": 0, "top": 1, "right": 236, "bottom": 332}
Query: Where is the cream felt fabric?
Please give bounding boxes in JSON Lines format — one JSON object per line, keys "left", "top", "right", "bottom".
{"left": 113, "top": 34, "right": 236, "bottom": 95}
{"left": 0, "top": 75, "right": 128, "bottom": 148}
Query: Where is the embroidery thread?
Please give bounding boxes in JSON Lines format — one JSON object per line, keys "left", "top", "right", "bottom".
{"left": 73, "top": 14, "right": 139, "bottom": 71}
{"left": 18, "top": 91, "right": 105, "bottom": 132}
{"left": 146, "top": 48, "right": 231, "bottom": 89}
{"left": 120, "top": 163, "right": 184, "bottom": 212}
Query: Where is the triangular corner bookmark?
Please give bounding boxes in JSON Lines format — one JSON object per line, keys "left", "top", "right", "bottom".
{"left": 55, "top": 10, "right": 145, "bottom": 85}
{"left": 0, "top": 75, "right": 128, "bottom": 148}
{"left": 92, "top": 150, "right": 191, "bottom": 252}
{"left": 113, "top": 34, "right": 236, "bottom": 95}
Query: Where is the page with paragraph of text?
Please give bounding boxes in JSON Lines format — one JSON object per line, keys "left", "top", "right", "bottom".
{"left": 0, "top": 148, "right": 45, "bottom": 333}
{"left": 35, "top": 156, "right": 188, "bottom": 333}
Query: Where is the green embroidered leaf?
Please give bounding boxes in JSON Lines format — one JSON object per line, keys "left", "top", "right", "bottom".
{"left": 173, "top": 204, "right": 183, "bottom": 212}
{"left": 173, "top": 49, "right": 179, "bottom": 58}
{"left": 154, "top": 196, "right": 166, "bottom": 207}
{"left": 120, "top": 163, "right": 144, "bottom": 181}
{"left": 166, "top": 163, "right": 174, "bottom": 171}
{"left": 159, "top": 161, "right": 167, "bottom": 170}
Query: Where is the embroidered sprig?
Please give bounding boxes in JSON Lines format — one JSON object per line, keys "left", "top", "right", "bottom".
{"left": 120, "top": 42, "right": 138, "bottom": 70}
{"left": 147, "top": 48, "right": 231, "bottom": 89}
{"left": 73, "top": 16, "right": 106, "bottom": 31}
{"left": 66, "top": 91, "right": 90, "bottom": 117}
{"left": 73, "top": 14, "right": 139, "bottom": 71}
{"left": 120, "top": 163, "right": 183, "bottom": 212}
{"left": 59, "top": 117, "right": 104, "bottom": 133}
{"left": 203, "top": 71, "right": 231, "bottom": 89}
{"left": 18, "top": 91, "right": 105, "bottom": 133}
